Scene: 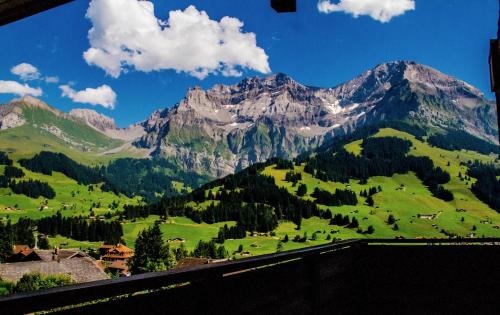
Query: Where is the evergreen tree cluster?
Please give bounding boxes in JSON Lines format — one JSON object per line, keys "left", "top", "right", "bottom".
{"left": 0, "top": 152, "right": 13, "bottom": 166}
{"left": 311, "top": 188, "right": 358, "bottom": 206}
{"left": 285, "top": 171, "right": 302, "bottom": 183}
{"left": 216, "top": 224, "right": 247, "bottom": 243}
{"left": 467, "top": 161, "right": 500, "bottom": 212}
{"left": 123, "top": 167, "right": 331, "bottom": 233}
{"left": 17, "top": 151, "right": 211, "bottom": 203}
{"left": 360, "top": 186, "right": 382, "bottom": 197}
{"left": 296, "top": 183, "right": 307, "bottom": 196}
{"left": 191, "top": 202, "right": 279, "bottom": 233}
{"left": 37, "top": 212, "right": 123, "bottom": 244}
{"left": 275, "top": 159, "right": 294, "bottom": 170}
{"left": 9, "top": 179, "right": 55, "bottom": 199}
{"left": 330, "top": 214, "right": 351, "bottom": 226}
{"left": 0, "top": 218, "right": 36, "bottom": 261}
{"left": 0, "top": 162, "right": 55, "bottom": 199}
{"left": 427, "top": 129, "right": 499, "bottom": 155}
{"left": 304, "top": 137, "right": 453, "bottom": 201}
{"left": 4, "top": 166, "right": 24, "bottom": 178}
{"left": 192, "top": 240, "right": 228, "bottom": 259}
{"left": 19, "top": 152, "right": 102, "bottom": 185}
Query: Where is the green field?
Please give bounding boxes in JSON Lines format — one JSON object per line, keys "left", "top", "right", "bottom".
{"left": 0, "top": 163, "right": 141, "bottom": 223}
{"left": 2, "top": 127, "right": 499, "bottom": 258}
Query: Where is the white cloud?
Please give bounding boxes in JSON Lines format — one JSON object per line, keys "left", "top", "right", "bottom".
{"left": 317, "top": 0, "right": 415, "bottom": 23}
{"left": 0, "top": 80, "right": 42, "bottom": 97}
{"left": 10, "top": 63, "right": 41, "bottom": 81}
{"left": 83, "top": 0, "right": 270, "bottom": 79}
{"left": 45, "top": 76, "right": 59, "bottom": 84}
{"left": 59, "top": 84, "right": 116, "bottom": 109}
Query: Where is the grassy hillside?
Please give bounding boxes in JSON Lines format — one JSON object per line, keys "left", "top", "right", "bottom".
{"left": 263, "top": 128, "right": 499, "bottom": 239}
{"left": 2, "top": 126, "right": 499, "bottom": 259}
{"left": 0, "top": 105, "right": 128, "bottom": 165}
{"left": 0, "top": 162, "right": 141, "bottom": 223}
{"left": 93, "top": 127, "right": 498, "bottom": 258}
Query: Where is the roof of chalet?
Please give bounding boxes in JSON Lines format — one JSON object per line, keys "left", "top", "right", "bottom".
{"left": 12, "top": 245, "right": 30, "bottom": 254}
{"left": 101, "top": 244, "right": 134, "bottom": 259}
{"left": 0, "top": 257, "right": 109, "bottom": 283}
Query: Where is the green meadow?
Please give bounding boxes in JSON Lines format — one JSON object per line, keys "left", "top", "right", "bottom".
{"left": 1, "top": 128, "right": 499, "bottom": 257}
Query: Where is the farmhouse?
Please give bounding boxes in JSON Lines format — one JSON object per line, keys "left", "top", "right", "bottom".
{"left": 417, "top": 214, "right": 435, "bottom": 220}
{"left": 8, "top": 246, "right": 87, "bottom": 263}
{"left": 99, "top": 244, "right": 134, "bottom": 276}
{"left": 0, "top": 246, "right": 108, "bottom": 283}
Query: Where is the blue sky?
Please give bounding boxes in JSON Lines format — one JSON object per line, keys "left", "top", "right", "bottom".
{"left": 0, "top": 0, "right": 497, "bottom": 127}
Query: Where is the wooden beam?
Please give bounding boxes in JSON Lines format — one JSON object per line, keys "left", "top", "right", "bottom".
{"left": 0, "top": 0, "right": 74, "bottom": 26}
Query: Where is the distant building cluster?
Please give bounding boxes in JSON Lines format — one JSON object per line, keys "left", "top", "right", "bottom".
{"left": 0, "top": 243, "right": 135, "bottom": 285}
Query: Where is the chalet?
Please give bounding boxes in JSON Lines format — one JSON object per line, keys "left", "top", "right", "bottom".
{"left": 1, "top": 246, "right": 108, "bottom": 284}
{"left": 100, "top": 244, "right": 134, "bottom": 262}
{"left": 417, "top": 214, "right": 435, "bottom": 220}
{"left": 106, "top": 260, "right": 130, "bottom": 277}
{"left": 99, "top": 244, "right": 134, "bottom": 277}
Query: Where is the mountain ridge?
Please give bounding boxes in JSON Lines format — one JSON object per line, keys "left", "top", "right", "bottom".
{"left": 134, "top": 61, "right": 497, "bottom": 176}
{"left": 0, "top": 61, "right": 497, "bottom": 176}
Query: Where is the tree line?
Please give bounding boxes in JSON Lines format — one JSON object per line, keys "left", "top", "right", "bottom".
{"left": 36, "top": 212, "right": 123, "bottom": 244}
{"left": 0, "top": 218, "right": 36, "bottom": 262}
{"left": 303, "top": 137, "right": 454, "bottom": 201}
{"left": 0, "top": 163, "right": 55, "bottom": 199}
{"left": 17, "top": 151, "right": 211, "bottom": 203}
{"left": 467, "top": 161, "right": 500, "bottom": 212}
{"left": 311, "top": 188, "right": 358, "bottom": 206}
{"left": 216, "top": 223, "right": 246, "bottom": 243}
{"left": 427, "top": 129, "right": 499, "bottom": 155}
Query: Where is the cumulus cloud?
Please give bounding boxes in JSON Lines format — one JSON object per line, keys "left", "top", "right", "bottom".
{"left": 0, "top": 80, "right": 42, "bottom": 97}
{"left": 10, "top": 63, "right": 60, "bottom": 84}
{"left": 83, "top": 0, "right": 270, "bottom": 79}
{"left": 59, "top": 84, "right": 116, "bottom": 109}
{"left": 317, "top": 0, "right": 415, "bottom": 23}
{"left": 10, "top": 63, "right": 41, "bottom": 81}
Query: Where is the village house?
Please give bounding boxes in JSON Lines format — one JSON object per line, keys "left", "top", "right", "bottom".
{"left": 99, "top": 244, "right": 134, "bottom": 277}
{"left": 0, "top": 246, "right": 108, "bottom": 284}
{"left": 417, "top": 214, "right": 435, "bottom": 220}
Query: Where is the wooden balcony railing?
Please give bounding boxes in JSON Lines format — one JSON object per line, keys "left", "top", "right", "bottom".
{"left": 0, "top": 238, "right": 499, "bottom": 314}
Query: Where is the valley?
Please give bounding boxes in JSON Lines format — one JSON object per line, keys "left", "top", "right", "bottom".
{"left": 0, "top": 62, "right": 499, "bottom": 262}
{"left": 2, "top": 126, "right": 496, "bottom": 260}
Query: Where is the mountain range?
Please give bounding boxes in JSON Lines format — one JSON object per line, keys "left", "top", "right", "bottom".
{"left": 0, "top": 61, "right": 497, "bottom": 176}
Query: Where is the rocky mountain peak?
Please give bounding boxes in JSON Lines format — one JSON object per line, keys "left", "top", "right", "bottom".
{"left": 12, "top": 95, "right": 61, "bottom": 114}
{"left": 68, "top": 108, "right": 118, "bottom": 131}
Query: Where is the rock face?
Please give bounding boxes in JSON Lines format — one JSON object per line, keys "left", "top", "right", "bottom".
{"left": 0, "top": 62, "right": 496, "bottom": 177}
{"left": 68, "top": 108, "right": 118, "bottom": 131}
{"left": 133, "top": 61, "right": 498, "bottom": 176}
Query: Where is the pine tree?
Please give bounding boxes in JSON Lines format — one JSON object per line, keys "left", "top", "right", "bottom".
{"left": 297, "top": 184, "right": 307, "bottom": 197}
{"left": 129, "top": 221, "right": 175, "bottom": 274}
{"left": 276, "top": 241, "right": 283, "bottom": 253}
{"left": 366, "top": 225, "right": 375, "bottom": 234}
{"left": 387, "top": 214, "right": 395, "bottom": 225}
{"left": 366, "top": 195, "right": 374, "bottom": 207}
{"left": 38, "top": 234, "right": 50, "bottom": 249}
